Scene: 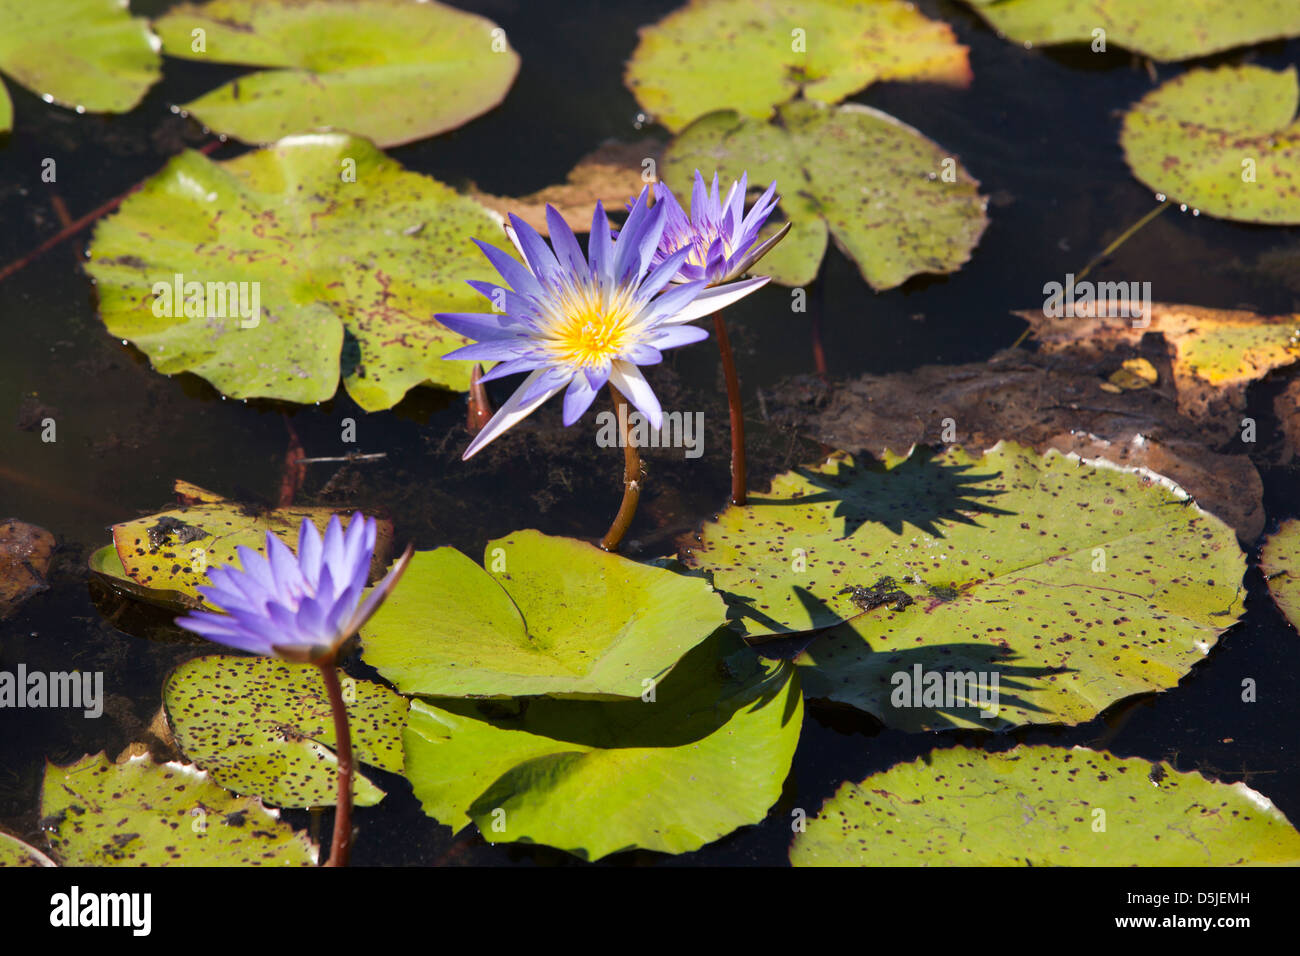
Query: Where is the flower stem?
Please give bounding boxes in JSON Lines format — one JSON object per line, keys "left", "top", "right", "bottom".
{"left": 712, "top": 315, "right": 748, "bottom": 505}
{"left": 467, "top": 363, "right": 493, "bottom": 435}
{"left": 600, "top": 385, "right": 642, "bottom": 552}
{"left": 318, "top": 663, "right": 353, "bottom": 867}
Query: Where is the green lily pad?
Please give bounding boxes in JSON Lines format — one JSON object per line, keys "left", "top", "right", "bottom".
{"left": 791, "top": 745, "right": 1300, "bottom": 865}
{"left": 662, "top": 101, "right": 987, "bottom": 289}
{"left": 1261, "top": 519, "right": 1300, "bottom": 631}
{"left": 153, "top": 0, "right": 518, "bottom": 148}
{"left": 41, "top": 753, "right": 318, "bottom": 865}
{"left": 0, "top": 829, "right": 55, "bottom": 867}
{"left": 626, "top": 0, "right": 970, "bottom": 133}
{"left": 164, "top": 655, "right": 408, "bottom": 809}
{"left": 85, "top": 133, "right": 506, "bottom": 409}
{"left": 403, "top": 631, "right": 802, "bottom": 860}
{"left": 89, "top": 544, "right": 202, "bottom": 612}
{"left": 0, "top": 0, "right": 160, "bottom": 115}
{"left": 0, "top": 82, "right": 11, "bottom": 133}
{"left": 685, "top": 442, "right": 1244, "bottom": 729}
{"left": 361, "top": 529, "right": 729, "bottom": 699}
{"left": 110, "top": 492, "right": 391, "bottom": 605}
{"left": 962, "top": 0, "right": 1300, "bottom": 62}
{"left": 1121, "top": 65, "right": 1300, "bottom": 225}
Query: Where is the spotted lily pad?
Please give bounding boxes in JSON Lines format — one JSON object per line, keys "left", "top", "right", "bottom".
{"left": 1121, "top": 65, "right": 1300, "bottom": 225}
{"left": 662, "top": 101, "right": 987, "bottom": 288}
{"left": 685, "top": 442, "right": 1244, "bottom": 729}
{"left": 88, "top": 543, "right": 201, "bottom": 612}
{"left": 153, "top": 0, "right": 518, "bottom": 148}
{"left": 962, "top": 0, "right": 1300, "bottom": 62}
{"left": 164, "top": 655, "right": 408, "bottom": 809}
{"left": 361, "top": 529, "right": 728, "bottom": 699}
{"left": 626, "top": 0, "right": 970, "bottom": 133}
{"left": 762, "top": 347, "right": 1266, "bottom": 543}
{"left": 0, "top": 0, "right": 160, "bottom": 118}
{"left": 0, "top": 829, "right": 55, "bottom": 866}
{"left": 1018, "top": 301, "right": 1300, "bottom": 420}
{"left": 109, "top": 487, "right": 391, "bottom": 606}
{"left": 403, "top": 631, "right": 802, "bottom": 860}
{"left": 1260, "top": 520, "right": 1300, "bottom": 631}
{"left": 791, "top": 745, "right": 1300, "bottom": 865}
{"left": 85, "top": 133, "right": 507, "bottom": 409}
{"left": 41, "top": 753, "right": 318, "bottom": 865}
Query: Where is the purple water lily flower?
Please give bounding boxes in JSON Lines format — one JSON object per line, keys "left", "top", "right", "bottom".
{"left": 176, "top": 514, "right": 410, "bottom": 663}
{"left": 650, "top": 171, "right": 789, "bottom": 286}
{"left": 437, "top": 187, "right": 769, "bottom": 459}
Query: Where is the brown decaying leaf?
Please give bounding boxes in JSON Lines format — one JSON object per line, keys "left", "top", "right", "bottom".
{"left": 469, "top": 140, "right": 665, "bottom": 235}
{"left": 0, "top": 519, "right": 55, "bottom": 619}
{"left": 1018, "top": 302, "right": 1300, "bottom": 421}
{"left": 1271, "top": 379, "right": 1300, "bottom": 466}
{"left": 766, "top": 348, "right": 1263, "bottom": 543}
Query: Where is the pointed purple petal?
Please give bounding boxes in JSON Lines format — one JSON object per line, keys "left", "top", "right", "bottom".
{"left": 463, "top": 368, "right": 567, "bottom": 459}
{"left": 474, "top": 239, "right": 543, "bottom": 298}
{"left": 610, "top": 361, "right": 662, "bottom": 430}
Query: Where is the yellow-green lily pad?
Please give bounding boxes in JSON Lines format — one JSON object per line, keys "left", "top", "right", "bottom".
{"left": 85, "top": 133, "right": 506, "bottom": 409}
{"left": 791, "top": 745, "right": 1300, "bottom": 865}
{"left": 109, "top": 490, "right": 391, "bottom": 606}
{"left": 961, "top": 0, "right": 1300, "bottom": 62}
{"left": 1261, "top": 519, "right": 1300, "bottom": 631}
{"left": 153, "top": 0, "right": 518, "bottom": 147}
{"left": 1121, "top": 65, "right": 1300, "bottom": 225}
{"left": 89, "top": 544, "right": 202, "bottom": 612}
{"left": 0, "top": 829, "right": 55, "bottom": 867}
{"left": 626, "top": 0, "right": 970, "bottom": 133}
{"left": 41, "top": 753, "right": 318, "bottom": 865}
{"left": 164, "top": 656, "right": 408, "bottom": 809}
{"left": 361, "top": 530, "right": 729, "bottom": 699}
{"left": 685, "top": 442, "right": 1245, "bottom": 729}
{"left": 663, "top": 101, "right": 987, "bottom": 289}
{"left": 403, "top": 631, "right": 802, "bottom": 860}
{"left": 0, "top": 0, "right": 160, "bottom": 116}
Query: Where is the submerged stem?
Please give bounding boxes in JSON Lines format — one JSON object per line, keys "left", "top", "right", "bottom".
{"left": 712, "top": 314, "right": 748, "bottom": 505}
{"left": 600, "top": 385, "right": 642, "bottom": 552}
{"left": 1010, "top": 201, "right": 1171, "bottom": 349}
{"left": 318, "top": 663, "right": 353, "bottom": 867}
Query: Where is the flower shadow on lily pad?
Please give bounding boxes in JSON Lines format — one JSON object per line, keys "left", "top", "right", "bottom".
{"left": 747, "top": 451, "right": 1015, "bottom": 538}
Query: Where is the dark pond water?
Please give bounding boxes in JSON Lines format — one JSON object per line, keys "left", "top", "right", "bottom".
{"left": 1, "top": 0, "right": 1298, "bottom": 865}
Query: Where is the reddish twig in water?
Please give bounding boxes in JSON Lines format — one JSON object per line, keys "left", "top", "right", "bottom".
{"left": 600, "top": 385, "right": 642, "bottom": 553}
{"left": 277, "top": 414, "right": 306, "bottom": 508}
{"left": 0, "top": 140, "right": 223, "bottom": 285}
{"left": 49, "top": 194, "right": 73, "bottom": 229}
{"left": 712, "top": 314, "right": 748, "bottom": 505}
{"left": 318, "top": 663, "right": 354, "bottom": 867}
{"left": 810, "top": 309, "right": 828, "bottom": 380}
{"left": 0, "top": 463, "right": 113, "bottom": 515}
{"left": 467, "top": 364, "right": 493, "bottom": 435}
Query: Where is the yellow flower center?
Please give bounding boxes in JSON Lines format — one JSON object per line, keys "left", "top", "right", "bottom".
{"left": 680, "top": 224, "right": 732, "bottom": 269}
{"left": 545, "top": 283, "right": 637, "bottom": 367}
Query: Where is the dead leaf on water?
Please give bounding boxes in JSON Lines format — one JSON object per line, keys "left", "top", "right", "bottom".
{"left": 469, "top": 140, "right": 665, "bottom": 235}
{"left": 1018, "top": 302, "right": 1300, "bottom": 422}
{"left": 0, "top": 519, "right": 55, "bottom": 620}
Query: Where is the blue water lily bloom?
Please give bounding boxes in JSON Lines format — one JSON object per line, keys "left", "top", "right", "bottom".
{"left": 437, "top": 187, "right": 769, "bottom": 459}
{"left": 176, "top": 514, "right": 410, "bottom": 663}
{"left": 650, "top": 171, "right": 788, "bottom": 286}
